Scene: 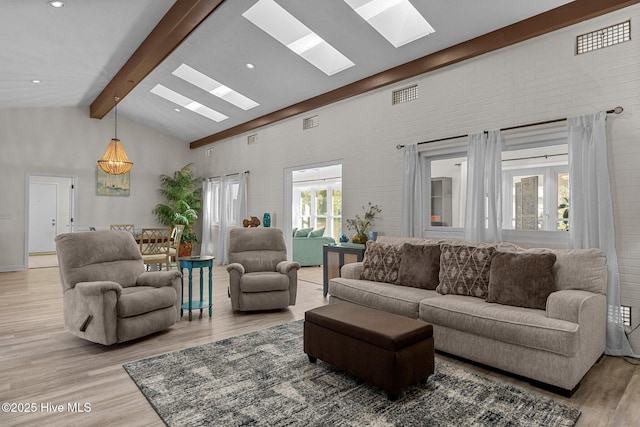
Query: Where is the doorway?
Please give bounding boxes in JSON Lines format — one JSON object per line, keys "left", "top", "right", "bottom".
{"left": 27, "top": 174, "right": 76, "bottom": 267}
{"left": 283, "top": 161, "right": 342, "bottom": 257}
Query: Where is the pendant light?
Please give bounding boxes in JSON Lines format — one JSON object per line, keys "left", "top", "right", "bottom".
{"left": 97, "top": 97, "right": 133, "bottom": 175}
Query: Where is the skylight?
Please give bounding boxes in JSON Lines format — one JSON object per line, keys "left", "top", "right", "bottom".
{"left": 150, "top": 84, "right": 228, "bottom": 122}
{"left": 172, "top": 64, "right": 259, "bottom": 111}
{"left": 242, "top": 0, "right": 355, "bottom": 76}
{"left": 345, "top": 0, "right": 435, "bottom": 48}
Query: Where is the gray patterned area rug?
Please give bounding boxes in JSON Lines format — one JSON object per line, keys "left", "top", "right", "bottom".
{"left": 123, "top": 321, "right": 580, "bottom": 427}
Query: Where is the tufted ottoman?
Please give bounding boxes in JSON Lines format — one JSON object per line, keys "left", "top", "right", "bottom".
{"left": 304, "top": 302, "right": 434, "bottom": 400}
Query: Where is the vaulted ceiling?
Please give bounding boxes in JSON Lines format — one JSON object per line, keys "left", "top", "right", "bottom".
{"left": 1, "top": 0, "right": 635, "bottom": 149}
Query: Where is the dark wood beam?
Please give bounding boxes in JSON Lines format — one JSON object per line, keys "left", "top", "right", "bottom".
{"left": 190, "top": 0, "right": 639, "bottom": 149}
{"left": 90, "top": 0, "right": 225, "bottom": 119}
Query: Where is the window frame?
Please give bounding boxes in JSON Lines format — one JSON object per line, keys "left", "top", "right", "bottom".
{"left": 418, "top": 128, "right": 571, "bottom": 246}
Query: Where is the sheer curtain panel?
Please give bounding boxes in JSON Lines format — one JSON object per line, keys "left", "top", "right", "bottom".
{"left": 464, "top": 130, "right": 503, "bottom": 243}
{"left": 401, "top": 144, "right": 422, "bottom": 237}
{"left": 568, "top": 112, "right": 635, "bottom": 357}
{"left": 200, "top": 179, "right": 214, "bottom": 256}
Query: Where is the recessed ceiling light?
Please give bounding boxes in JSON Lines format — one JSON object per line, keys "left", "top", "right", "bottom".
{"left": 31, "top": 79, "right": 41, "bottom": 84}
{"left": 150, "top": 84, "right": 228, "bottom": 122}
{"left": 173, "top": 108, "right": 181, "bottom": 112}
{"left": 172, "top": 64, "right": 259, "bottom": 111}
{"left": 47, "top": 1, "right": 65, "bottom": 8}
{"left": 246, "top": 63, "right": 255, "bottom": 69}
{"left": 345, "top": 0, "right": 435, "bottom": 48}
{"left": 243, "top": 0, "right": 354, "bottom": 76}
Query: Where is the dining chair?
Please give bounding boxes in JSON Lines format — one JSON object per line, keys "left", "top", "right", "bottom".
{"left": 139, "top": 228, "right": 172, "bottom": 270}
{"left": 110, "top": 224, "right": 135, "bottom": 234}
{"left": 167, "top": 224, "right": 185, "bottom": 267}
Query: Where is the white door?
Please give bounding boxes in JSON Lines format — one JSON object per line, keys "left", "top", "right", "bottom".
{"left": 29, "top": 182, "right": 57, "bottom": 253}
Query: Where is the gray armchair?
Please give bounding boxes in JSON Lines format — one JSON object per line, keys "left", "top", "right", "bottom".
{"left": 55, "top": 230, "right": 181, "bottom": 345}
{"left": 227, "top": 228, "right": 300, "bottom": 311}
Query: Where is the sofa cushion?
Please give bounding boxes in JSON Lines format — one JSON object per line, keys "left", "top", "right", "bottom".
{"left": 420, "top": 295, "right": 579, "bottom": 357}
{"left": 240, "top": 272, "right": 290, "bottom": 292}
{"left": 360, "top": 241, "right": 401, "bottom": 284}
{"left": 497, "top": 247, "right": 606, "bottom": 294}
{"left": 294, "top": 227, "right": 313, "bottom": 237}
{"left": 397, "top": 243, "right": 440, "bottom": 289}
{"left": 437, "top": 244, "right": 495, "bottom": 298}
{"left": 329, "top": 277, "right": 439, "bottom": 319}
{"left": 118, "top": 286, "right": 176, "bottom": 318}
{"left": 308, "top": 227, "right": 325, "bottom": 237}
{"left": 487, "top": 251, "right": 556, "bottom": 309}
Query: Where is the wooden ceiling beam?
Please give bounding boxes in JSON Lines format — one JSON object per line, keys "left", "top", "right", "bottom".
{"left": 90, "top": 0, "right": 225, "bottom": 119}
{"left": 190, "top": 0, "right": 639, "bottom": 149}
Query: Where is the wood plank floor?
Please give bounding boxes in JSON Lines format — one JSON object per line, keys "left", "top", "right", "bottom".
{"left": 1, "top": 265, "right": 639, "bottom": 426}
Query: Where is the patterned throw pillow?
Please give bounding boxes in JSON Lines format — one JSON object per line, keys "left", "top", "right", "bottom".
{"left": 436, "top": 244, "right": 496, "bottom": 298}
{"left": 360, "top": 241, "right": 401, "bottom": 284}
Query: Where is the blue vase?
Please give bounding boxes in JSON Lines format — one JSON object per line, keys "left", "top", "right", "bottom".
{"left": 263, "top": 213, "right": 271, "bottom": 228}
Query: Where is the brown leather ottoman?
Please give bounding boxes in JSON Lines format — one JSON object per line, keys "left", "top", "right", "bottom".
{"left": 304, "top": 302, "right": 434, "bottom": 400}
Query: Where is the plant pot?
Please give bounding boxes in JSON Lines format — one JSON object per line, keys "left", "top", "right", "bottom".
{"left": 178, "top": 242, "right": 193, "bottom": 257}
{"left": 352, "top": 233, "right": 368, "bottom": 245}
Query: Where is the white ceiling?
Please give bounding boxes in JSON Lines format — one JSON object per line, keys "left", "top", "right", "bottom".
{"left": 1, "top": 0, "right": 575, "bottom": 145}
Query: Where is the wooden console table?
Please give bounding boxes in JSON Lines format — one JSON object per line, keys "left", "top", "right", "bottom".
{"left": 322, "top": 243, "right": 366, "bottom": 297}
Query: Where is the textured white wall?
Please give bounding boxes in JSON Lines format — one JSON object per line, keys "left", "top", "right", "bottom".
{"left": 0, "top": 106, "right": 191, "bottom": 271}
{"left": 194, "top": 5, "right": 640, "bottom": 351}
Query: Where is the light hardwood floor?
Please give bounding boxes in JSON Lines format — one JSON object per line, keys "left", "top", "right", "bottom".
{"left": 1, "top": 265, "right": 639, "bottom": 426}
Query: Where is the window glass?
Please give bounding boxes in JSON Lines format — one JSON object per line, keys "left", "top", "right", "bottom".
{"left": 557, "top": 172, "right": 570, "bottom": 231}
{"left": 502, "top": 144, "right": 568, "bottom": 232}
{"left": 428, "top": 156, "right": 466, "bottom": 228}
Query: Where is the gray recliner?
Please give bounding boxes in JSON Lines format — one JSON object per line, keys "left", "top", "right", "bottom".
{"left": 55, "top": 230, "right": 181, "bottom": 345}
{"left": 227, "top": 228, "right": 300, "bottom": 311}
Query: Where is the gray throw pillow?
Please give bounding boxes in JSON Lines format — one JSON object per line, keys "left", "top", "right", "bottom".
{"left": 486, "top": 251, "right": 557, "bottom": 309}
{"left": 397, "top": 243, "right": 440, "bottom": 289}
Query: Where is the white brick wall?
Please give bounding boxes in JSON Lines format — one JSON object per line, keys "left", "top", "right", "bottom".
{"left": 195, "top": 5, "right": 640, "bottom": 352}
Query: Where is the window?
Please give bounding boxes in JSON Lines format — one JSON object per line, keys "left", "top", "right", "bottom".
{"left": 502, "top": 145, "right": 569, "bottom": 232}
{"left": 425, "top": 154, "right": 467, "bottom": 230}
{"left": 293, "top": 181, "right": 342, "bottom": 240}
{"left": 420, "top": 130, "right": 570, "bottom": 242}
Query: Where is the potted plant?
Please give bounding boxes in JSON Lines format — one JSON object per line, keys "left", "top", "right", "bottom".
{"left": 153, "top": 163, "right": 202, "bottom": 256}
{"left": 345, "top": 202, "right": 381, "bottom": 244}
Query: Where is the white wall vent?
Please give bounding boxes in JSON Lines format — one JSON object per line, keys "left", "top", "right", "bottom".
{"left": 576, "top": 20, "right": 630, "bottom": 55}
{"left": 392, "top": 84, "right": 418, "bottom": 105}
{"left": 303, "top": 115, "right": 319, "bottom": 130}
{"left": 247, "top": 134, "right": 258, "bottom": 145}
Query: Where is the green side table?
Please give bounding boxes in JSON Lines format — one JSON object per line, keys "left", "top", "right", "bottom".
{"left": 178, "top": 256, "right": 214, "bottom": 321}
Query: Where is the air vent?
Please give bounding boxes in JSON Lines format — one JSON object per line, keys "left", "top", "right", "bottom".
{"left": 576, "top": 20, "right": 630, "bottom": 55}
{"left": 622, "top": 305, "right": 631, "bottom": 327}
{"left": 392, "top": 85, "right": 418, "bottom": 105}
{"left": 247, "top": 134, "right": 258, "bottom": 145}
{"left": 303, "top": 115, "right": 319, "bottom": 130}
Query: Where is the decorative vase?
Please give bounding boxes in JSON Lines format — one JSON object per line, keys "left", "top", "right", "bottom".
{"left": 178, "top": 242, "right": 193, "bottom": 258}
{"left": 352, "top": 233, "right": 368, "bottom": 245}
{"left": 263, "top": 213, "right": 271, "bottom": 228}
{"left": 339, "top": 232, "right": 349, "bottom": 243}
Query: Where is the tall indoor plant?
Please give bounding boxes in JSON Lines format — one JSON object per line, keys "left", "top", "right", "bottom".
{"left": 153, "top": 163, "right": 202, "bottom": 256}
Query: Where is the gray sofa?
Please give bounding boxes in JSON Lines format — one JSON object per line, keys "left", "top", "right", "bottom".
{"left": 328, "top": 236, "right": 607, "bottom": 394}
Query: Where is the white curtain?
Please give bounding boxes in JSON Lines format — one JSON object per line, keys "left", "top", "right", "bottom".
{"left": 568, "top": 112, "right": 635, "bottom": 357}
{"left": 464, "top": 130, "right": 503, "bottom": 243}
{"left": 401, "top": 144, "right": 422, "bottom": 237}
{"left": 215, "top": 172, "right": 248, "bottom": 265}
{"left": 200, "top": 179, "right": 214, "bottom": 256}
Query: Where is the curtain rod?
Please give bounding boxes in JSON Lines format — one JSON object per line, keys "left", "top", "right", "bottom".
{"left": 396, "top": 106, "right": 623, "bottom": 150}
{"left": 206, "top": 170, "right": 250, "bottom": 180}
